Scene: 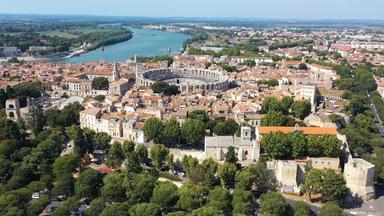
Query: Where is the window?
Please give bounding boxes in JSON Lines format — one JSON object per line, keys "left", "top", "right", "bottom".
{"left": 8, "top": 104, "right": 14, "bottom": 109}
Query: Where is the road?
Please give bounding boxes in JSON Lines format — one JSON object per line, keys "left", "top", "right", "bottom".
{"left": 367, "top": 93, "right": 384, "bottom": 137}
{"left": 344, "top": 185, "right": 384, "bottom": 216}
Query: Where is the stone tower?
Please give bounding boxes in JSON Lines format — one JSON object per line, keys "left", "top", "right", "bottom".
{"left": 241, "top": 126, "right": 252, "bottom": 141}
{"left": 112, "top": 62, "right": 120, "bottom": 81}
{"left": 5, "top": 98, "right": 21, "bottom": 121}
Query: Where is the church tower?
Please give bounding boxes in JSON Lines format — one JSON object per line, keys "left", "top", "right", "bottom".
{"left": 112, "top": 62, "right": 120, "bottom": 81}
{"left": 5, "top": 98, "right": 21, "bottom": 121}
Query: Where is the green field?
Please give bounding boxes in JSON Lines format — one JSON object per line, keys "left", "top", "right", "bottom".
{"left": 39, "top": 31, "right": 79, "bottom": 39}
{"left": 68, "top": 27, "right": 114, "bottom": 34}
{"left": 40, "top": 28, "right": 114, "bottom": 39}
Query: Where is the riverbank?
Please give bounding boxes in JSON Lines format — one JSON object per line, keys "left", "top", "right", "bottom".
{"left": 53, "top": 28, "right": 192, "bottom": 63}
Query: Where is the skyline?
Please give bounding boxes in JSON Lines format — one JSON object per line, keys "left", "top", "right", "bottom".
{"left": 1, "top": 0, "right": 384, "bottom": 20}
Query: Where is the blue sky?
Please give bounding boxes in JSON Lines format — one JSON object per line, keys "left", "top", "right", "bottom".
{"left": 0, "top": 0, "right": 383, "bottom": 19}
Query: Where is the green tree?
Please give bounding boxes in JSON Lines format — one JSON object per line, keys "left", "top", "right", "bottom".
{"left": 101, "top": 173, "right": 127, "bottom": 202}
{"left": 143, "top": 118, "right": 164, "bottom": 143}
{"left": 242, "top": 59, "right": 256, "bottom": 67}
{"left": 122, "top": 140, "right": 136, "bottom": 155}
{"left": 261, "top": 110, "right": 288, "bottom": 126}
{"left": 105, "top": 141, "right": 125, "bottom": 169}
{"left": 67, "top": 125, "right": 93, "bottom": 157}
{"left": 225, "top": 146, "right": 238, "bottom": 164}
{"left": 218, "top": 162, "right": 238, "bottom": 188}
{"left": 307, "top": 135, "right": 341, "bottom": 157}
{"left": 27, "top": 195, "right": 50, "bottom": 216}
{"left": 201, "top": 158, "right": 219, "bottom": 188}
{"left": 129, "top": 203, "right": 161, "bottom": 216}
{"left": 300, "top": 168, "right": 323, "bottom": 201}
{"left": 52, "top": 196, "right": 79, "bottom": 216}
{"left": 86, "top": 197, "right": 107, "bottom": 216}
{"left": 225, "top": 119, "right": 239, "bottom": 135}
{"left": 150, "top": 144, "right": 169, "bottom": 169}
{"left": 281, "top": 96, "right": 294, "bottom": 114}
{"left": 261, "top": 131, "right": 292, "bottom": 159}
{"left": 188, "top": 110, "right": 210, "bottom": 123}
{"left": 135, "top": 144, "right": 148, "bottom": 164}
{"left": 27, "top": 105, "right": 46, "bottom": 136}
{"left": 292, "top": 100, "right": 312, "bottom": 120}
{"left": 125, "top": 152, "right": 141, "bottom": 173}
{"left": 100, "top": 202, "right": 130, "bottom": 216}
{"left": 320, "top": 202, "right": 345, "bottom": 216}
{"left": 181, "top": 119, "right": 205, "bottom": 147}
{"left": 190, "top": 206, "right": 225, "bottom": 216}
{"left": 92, "top": 77, "right": 109, "bottom": 90}
{"left": 151, "top": 182, "right": 179, "bottom": 208}
{"left": 232, "top": 189, "right": 253, "bottom": 215}
{"left": 293, "top": 201, "right": 310, "bottom": 216}
{"left": 177, "top": 181, "right": 208, "bottom": 211}
{"left": 301, "top": 169, "right": 347, "bottom": 203}
{"left": 74, "top": 169, "right": 103, "bottom": 199}
{"left": 213, "top": 122, "right": 226, "bottom": 136}
{"left": 235, "top": 166, "right": 256, "bottom": 190}
{"left": 167, "top": 211, "right": 187, "bottom": 216}
{"left": 93, "top": 132, "right": 111, "bottom": 150}
{"left": 321, "top": 169, "right": 348, "bottom": 203}
{"left": 260, "top": 192, "right": 288, "bottom": 216}
{"left": 125, "top": 173, "right": 157, "bottom": 204}
{"left": 251, "top": 161, "right": 270, "bottom": 190}
{"left": 207, "top": 187, "right": 232, "bottom": 212}
{"left": 213, "top": 119, "right": 239, "bottom": 136}
{"left": 53, "top": 154, "right": 79, "bottom": 178}
{"left": 151, "top": 81, "right": 180, "bottom": 96}
{"left": 52, "top": 174, "right": 74, "bottom": 197}
{"left": 162, "top": 118, "right": 181, "bottom": 146}
{"left": 0, "top": 157, "right": 11, "bottom": 180}
{"left": 289, "top": 131, "right": 308, "bottom": 158}
{"left": 93, "top": 95, "right": 105, "bottom": 102}
{"left": 262, "top": 97, "right": 282, "bottom": 113}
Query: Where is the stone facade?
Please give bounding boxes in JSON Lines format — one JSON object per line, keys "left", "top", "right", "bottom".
{"left": 5, "top": 98, "right": 21, "bottom": 121}
{"left": 137, "top": 68, "right": 229, "bottom": 93}
{"left": 80, "top": 108, "right": 144, "bottom": 143}
{"left": 344, "top": 158, "right": 375, "bottom": 201}
{"left": 204, "top": 127, "right": 259, "bottom": 162}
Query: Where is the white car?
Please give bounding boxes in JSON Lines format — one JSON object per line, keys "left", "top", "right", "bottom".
{"left": 32, "top": 192, "right": 40, "bottom": 199}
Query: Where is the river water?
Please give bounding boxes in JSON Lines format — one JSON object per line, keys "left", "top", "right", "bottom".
{"left": 56, "top": 28, "right": 191, "bottom": 63}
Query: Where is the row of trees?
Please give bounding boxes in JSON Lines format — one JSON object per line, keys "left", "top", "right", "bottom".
{"left": 143, "top": 112, "right": 239, "bottom": 148}
{"left": 260, "top": 191, "right": 347, "bottom": 216}
{"left": 261, "top": 131, "right": 342, "bottom": 159}
{"left": 260, "top": 96, "right": 312, "bottom": 127}
{"left": 334, "top": 65, "right": 384, "bottom": 182}
{"left": 256, "top": 79, "right": 279, "bottom": 86}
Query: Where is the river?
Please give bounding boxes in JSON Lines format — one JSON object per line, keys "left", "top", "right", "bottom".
{"left": 56, "top": 28, "right": 191, "bottom": 63}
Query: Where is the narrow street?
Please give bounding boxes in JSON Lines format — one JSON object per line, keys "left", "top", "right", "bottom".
{"left": 367, "top": 93, "right": 384, "bottom": 137}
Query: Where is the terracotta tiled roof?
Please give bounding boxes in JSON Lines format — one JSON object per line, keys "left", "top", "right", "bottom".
{"left": 257, "top": 126, "right": 337, "bottom": 135}
{"left": 80, "top": 108, "right": 101, "bottom": 116}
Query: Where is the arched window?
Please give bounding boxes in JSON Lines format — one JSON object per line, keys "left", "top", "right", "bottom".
{"left": 9, "top": 112, "right": 15, "bottom": 118}
{"left": 8, "top": 104, "right": 14, "bottom": 109}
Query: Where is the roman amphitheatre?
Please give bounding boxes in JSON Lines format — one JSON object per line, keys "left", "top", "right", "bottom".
{"left": 136, "top": 68, "right": 229, "bottom": 92}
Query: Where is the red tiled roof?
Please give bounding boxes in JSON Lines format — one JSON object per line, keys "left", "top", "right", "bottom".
{"left": 257, "top": 126, "right": 337, "bottom": 135}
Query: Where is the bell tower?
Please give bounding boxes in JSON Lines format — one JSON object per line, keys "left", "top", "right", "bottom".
{"left": 112, "top": 62, "right": 120, "bottom": 81}
{"left": 5, "top": 98, "right": 21, "bottom": 121}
